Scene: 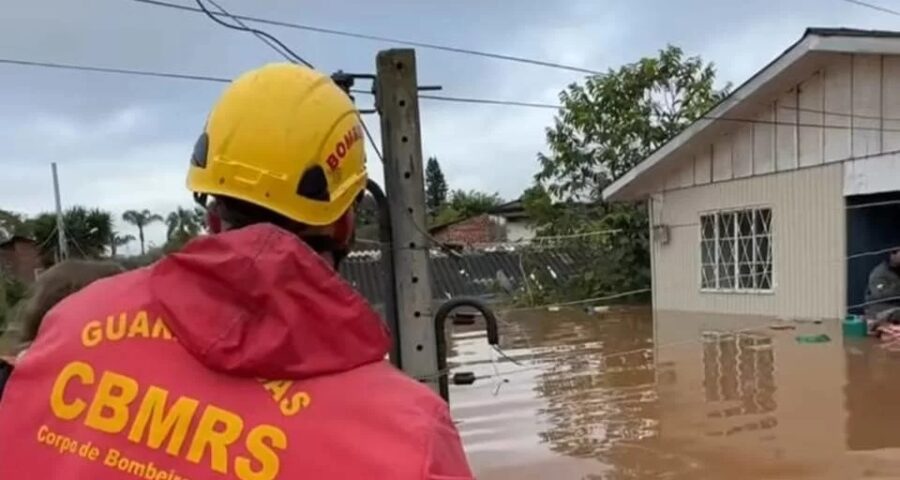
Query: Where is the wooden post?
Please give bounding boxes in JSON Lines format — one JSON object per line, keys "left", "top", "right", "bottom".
{"left": 375, "top": 49, "right": 439, "bottom": 395}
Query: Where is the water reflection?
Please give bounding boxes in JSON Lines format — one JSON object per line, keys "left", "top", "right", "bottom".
{"left": 450, "top": 308, "right": 900, "bottom": 479}
{"left": 534, "top": 310, "right": 660, "bottom": 475}
{"left": 701, "top": 331, "right": 777, "bottom": 436}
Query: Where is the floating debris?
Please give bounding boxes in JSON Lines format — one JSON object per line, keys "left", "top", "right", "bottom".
{"left": 769, "top": 324, "right": 797, "bottom": 331}
{"left": 795, "top": 334, "right": 831, "bottom": 344}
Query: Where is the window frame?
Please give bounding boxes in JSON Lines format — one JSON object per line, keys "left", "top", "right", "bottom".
{"left": 698, "top": 205, "right": 774, "bottom": 294}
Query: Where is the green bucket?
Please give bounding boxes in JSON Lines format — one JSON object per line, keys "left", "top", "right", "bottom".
{"left": 842, "top": 314, "right": 868, "bottom": 338}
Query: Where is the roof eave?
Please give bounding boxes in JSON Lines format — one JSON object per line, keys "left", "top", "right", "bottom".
{"left": 602, "top": 33, "right": 823, "bottom": 202}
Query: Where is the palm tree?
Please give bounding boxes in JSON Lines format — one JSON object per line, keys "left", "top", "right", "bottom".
{"left": 165, "top": 207, "right": 202, "bottom": 240}
{"left": 31, "top": 207, "right": 114, "bottom": 263}
{"left": 109, "top": 233, "right": 135, "bottom": 257}
{"left": 164, "top": 206, "right": 205, "bottom": 252}
{"left": 122, "top": 210, "right": 162, "bottom": 255}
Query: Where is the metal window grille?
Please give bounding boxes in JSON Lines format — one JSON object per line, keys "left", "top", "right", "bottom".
{"left": 700, "top": 207, "right": 773, "bottom": 292}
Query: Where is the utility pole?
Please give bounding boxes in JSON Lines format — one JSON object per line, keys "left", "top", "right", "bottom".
{"left": 375, "top": 49, "right": 439, "bottom": 395}
{"left": 51, "top": 162, "right": 68, "bottom": 261}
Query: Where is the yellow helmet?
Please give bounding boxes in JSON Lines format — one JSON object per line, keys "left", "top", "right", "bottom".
{"left": 187, "top": 63, "right": 367, "bottom": 226}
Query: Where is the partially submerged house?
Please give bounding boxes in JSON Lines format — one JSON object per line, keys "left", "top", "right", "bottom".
{"left": 0, "top": 235, "right": 41, "bottom": 285}
{"left": 604, "top": 28, "right": 900, "bottom": 320}
{"left": 430, "top": 199, "right": 536, "bottom": 246}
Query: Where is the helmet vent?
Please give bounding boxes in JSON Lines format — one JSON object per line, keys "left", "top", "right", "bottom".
{"left": 191, "top": 132, "right": 209, "bottom": 168}
{"left": 296, "top": 165, "right": 330, "bottom": 202}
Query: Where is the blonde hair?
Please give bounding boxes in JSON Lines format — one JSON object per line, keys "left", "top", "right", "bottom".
{"left": 12, "top": 259, "right": 124, "bottom": 347}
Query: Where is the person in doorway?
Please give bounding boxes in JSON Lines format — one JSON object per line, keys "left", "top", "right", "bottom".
{"left": 865, "top": 248, "right": 900, "bottom": 329}
{"left": 0, "top": 64, "right": 473, "bottom": 479}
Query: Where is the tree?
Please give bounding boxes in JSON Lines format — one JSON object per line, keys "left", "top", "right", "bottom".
{"left": 537, "top": 45, "right": 728, "bottom": 201}
{"left": 109, "top": 233, "right": 135, "bottom": 257}
{"left": 425, "top": 157, "right": 448, "bottom": 216}
{"left": 0, "top": 209, "right": 32, "bottom": 241}
{"left": 446, "top": 190, "right": 503, "bottom": 220}
{"left": 31, "top": 207, "right": 114, "bottom": 263}
{"left": 122, "top": 209, "right": 163, "bottom": 255}
{"left": 522, "top": 46, "right": 727, "bottom": 304}
{"left": 164, "top": 206, "right": 204, "bottom": 252}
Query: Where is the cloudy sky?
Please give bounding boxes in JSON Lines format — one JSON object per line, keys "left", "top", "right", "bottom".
{"left": 1, "top": 0, "right": 898, "bottom": 253}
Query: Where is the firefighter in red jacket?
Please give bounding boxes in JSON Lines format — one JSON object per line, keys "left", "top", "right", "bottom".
{"left": 0, "top": 63, "right": 474, "bottom": 479}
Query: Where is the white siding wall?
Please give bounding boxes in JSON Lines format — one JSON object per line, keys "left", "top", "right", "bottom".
{"left": 642, "top": 53, "right": 900, "bottom": 318}
{"left": 651, "top": 164, "right": 845, "bottom": 319}
{"left": 674, "top": 53, "right": 900, "bottom": 190}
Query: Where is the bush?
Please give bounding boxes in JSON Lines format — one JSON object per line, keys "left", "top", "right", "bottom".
{"left": 0, "top": 273, "right": 28, "bottom": 332}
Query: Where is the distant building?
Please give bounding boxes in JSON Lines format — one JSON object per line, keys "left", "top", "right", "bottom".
{"left": 0, "top": 236, "right": 42, "bottom": 284}
{"left": 603, "top": 28, "right": 900, "bottom": 320}
{"left": 430, "top": 199, "right": 536, "bottom": 246}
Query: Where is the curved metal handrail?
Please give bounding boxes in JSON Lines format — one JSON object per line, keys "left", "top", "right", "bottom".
{"left": 433, "top": 297, "right": 500, "bottom": 401}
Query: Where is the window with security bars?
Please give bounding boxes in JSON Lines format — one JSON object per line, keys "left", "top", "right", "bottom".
{"left": 700, "top": 207, "right": 772, "bottom": 292}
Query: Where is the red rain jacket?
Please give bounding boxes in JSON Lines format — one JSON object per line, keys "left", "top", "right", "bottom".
{"left": 0, "top": 224, "right": 473, "bottom": 480}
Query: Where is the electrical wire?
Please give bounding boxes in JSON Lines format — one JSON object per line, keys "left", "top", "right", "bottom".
{"left": 128, "top": 0, "right": 602, "bottom": 75}
{"left": 418, "top": 94, "right": 560, "bottom": 110}
{"left": 350, "top": 226, "right": 628, "bottom": 248}
{"left": 415, "top": 310, "right": 782, "bottom": 382}
{"left": 359, "top": 116, "right": 384, "bottom": 163}
{"left": 840, "top": 0, "right": 900, "bottom": 16}
{"left": 200, "top": 0, "right": 308, "bottom": 66}
{"left": 0, "top": 58, "right": 231, "bottom": 83}
{"left": 16, "top": 57, "right": 900, "bottom": 123}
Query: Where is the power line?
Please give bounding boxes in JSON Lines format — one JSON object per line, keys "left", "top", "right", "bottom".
{"left": 0, "top": 58, "right": 561, "bottom": 110}
{"left": 0, "top": 58, "right": 230, "bottom": 83}
{"left": 840, "top": 0, "right": 900, "bottom": 16}
{"left": 194, "top": 0, "right": 313, "bottom": 67}
{"left": 14, "top": 57, "right": 900, "bottom": 129}
{"left": 418, "top": 94, "right": 560, "bottom": 110}
{"left": 128, "top": 0, "right": 601, "bottom": 75}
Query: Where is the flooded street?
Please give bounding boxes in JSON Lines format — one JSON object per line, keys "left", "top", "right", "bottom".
{"left": 448, "top": 308, "right": 900, "bottom": 479}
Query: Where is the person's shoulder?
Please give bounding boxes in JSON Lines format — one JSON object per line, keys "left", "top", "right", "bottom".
{"left": 48, "top": 267, "right": 151, "bottom": 319}
{"left": 341, "top": 363, "right": 473, "bottom": 478}
{"left": 870, "top": 261, "right": 892, "bottom": 279}
{"left": 351, "top": 361, "right": 448, "bottom": 408}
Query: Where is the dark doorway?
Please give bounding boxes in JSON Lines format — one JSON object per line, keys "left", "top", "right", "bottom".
{"left": 846, "top": 192, "right": 900, "bottom": 314}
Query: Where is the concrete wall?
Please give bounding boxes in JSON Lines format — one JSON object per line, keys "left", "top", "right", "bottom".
{"left": 650, "top": 164, "right": 845, "bottom": 319}
{"left": 505, "top": 220, "right": 536, "bottom": 242}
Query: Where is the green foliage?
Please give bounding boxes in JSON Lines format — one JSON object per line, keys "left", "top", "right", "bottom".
{"left": 0, "top": 270, "right": 28, "bottom": 330}
{"left": 521, "top": 46, "right": 726, "bottom": 305}
{"left": 445, "top": 190, "right": 503, "bottom": 220}
{"left": 0, "top": 209, "right": 32, "bottom": 241}
{"left": 164, "top": 206, "right": 204, "bottom": 252}
{"left": 537, "top": 45, "right": 728, "bottom": 200}
{"left": 425, "top": 157, "right": 448, "bottom": 215}
{"left": 109, "top": 233, "right": 135, "bottom": 257}
{"left": 432, "top": 206, "right": 462, "bottom": 227}
{"left": 31, "top": 207, "right": 114, "bottom": 263}
{"left": 427, "top": 190, "right": 504, "bottom": 227}
{"left": 122, "top": 209, "right": 163, "bottom": 255}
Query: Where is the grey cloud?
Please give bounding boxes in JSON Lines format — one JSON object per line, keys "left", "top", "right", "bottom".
{"left": 3, "top": 0, "right": 900, "bottom": 250}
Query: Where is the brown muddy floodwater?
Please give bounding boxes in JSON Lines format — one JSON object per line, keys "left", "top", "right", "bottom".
{"left": 448, "top": 308, "right": 900, "bottom": 479}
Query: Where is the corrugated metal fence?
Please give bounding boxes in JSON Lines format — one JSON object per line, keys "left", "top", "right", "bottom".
{"left": 340, "top": 248, "right": 593, "bottom": 305}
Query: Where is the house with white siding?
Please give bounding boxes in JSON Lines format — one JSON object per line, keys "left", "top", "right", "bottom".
{"left": 603, "top": 28, "right": 900, "bottom": 320}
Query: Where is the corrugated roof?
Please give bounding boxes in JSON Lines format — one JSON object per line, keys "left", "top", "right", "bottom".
{"left": 340, "top": 247, "right": 589, "bottom": 305}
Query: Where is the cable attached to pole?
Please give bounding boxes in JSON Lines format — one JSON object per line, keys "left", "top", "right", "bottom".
{"left": 193, "top": 0, "right": 314, "bottom": 67}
